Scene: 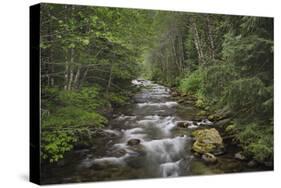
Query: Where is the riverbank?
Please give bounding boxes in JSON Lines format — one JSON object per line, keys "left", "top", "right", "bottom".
{"left": 169, "top": 87, "right": 273, "bottom": 173}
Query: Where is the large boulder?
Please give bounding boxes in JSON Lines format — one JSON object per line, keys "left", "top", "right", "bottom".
{"left": 192, "top": 128, "right": 224, "bottom": 155}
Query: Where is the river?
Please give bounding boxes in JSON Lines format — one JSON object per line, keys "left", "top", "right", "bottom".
{"left": 41, "top": 80, "right": 269, "bottom": 184}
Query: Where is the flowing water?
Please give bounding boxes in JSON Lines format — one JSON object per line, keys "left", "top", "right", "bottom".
{"left": 41, "top": 80, "right": 266, "bottom": 184}
{"left": 81, "top": 80, "right": 194, "bottom": 180}
{"left": 42, "top": 80, "right": 197, "bottom": 183}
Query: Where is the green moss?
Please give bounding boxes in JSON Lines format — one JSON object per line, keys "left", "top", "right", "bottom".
{"left": 192, "top": 128, "right": 223, "bottom": 154}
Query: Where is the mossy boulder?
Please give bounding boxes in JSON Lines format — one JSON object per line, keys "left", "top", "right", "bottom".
{"left": 192, "top": 128, "right": 224, "bottom": 155}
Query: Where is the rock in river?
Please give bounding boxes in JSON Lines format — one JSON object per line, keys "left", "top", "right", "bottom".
{"left": 234, "top": 152, "right": 246, "bottom": 161}
{"left": 202, "top": 153, "right": 217, "bottom": 164}
{"left": 127, "top": 138, "right": 141, "bottom": 146}
{"left": 125, "top": 145, "right": 147, "bottom": 168}
{"left": 176, "top": 121, "right": 193, "bottom": 128}
{"left": 192, "top": 128, "right": 224, "bottom": 155}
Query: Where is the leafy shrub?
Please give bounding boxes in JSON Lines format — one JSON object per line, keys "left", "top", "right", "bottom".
{"left": 41, "top": 86, "right": 108, "bottom": 162}
{"left": 42, "top": 107, "right": 107, "bottom": 129}
{"left": 108, "top": 92, "right": 128, "bottom": 106}
{"left": 237, "top": 123, "right": 273, "bottom": 162}
{"left": 41, "top": 131, "right": 76, "bottom": 163}
{"left": 58, "top": 87, "right": 106, "bottom": 111}
{"left": 223, "top": 77, "right": 271, "bottom": 118}
{"left": 179, "top": 69, "right": 202, "bottom": 94}
{"left": 200, "top": 64, "right": 237, "bottom": 102}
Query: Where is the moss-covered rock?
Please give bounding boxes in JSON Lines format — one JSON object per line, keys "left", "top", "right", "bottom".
{"left": 192, "top": 128, "right": 224, "bottom": 154}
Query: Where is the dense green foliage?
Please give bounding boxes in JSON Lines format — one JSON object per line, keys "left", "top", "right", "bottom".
{"left": 179, "top": 70, "right": 202, "bottom": 94}
{"left": 41, "top": 87, "right": 108, "bottom": 162}
{"left": 40, "top": 4, "right": 153, "bottom": 162}
{"left": 145, "top": 13, "right": 273, "bottom": 163}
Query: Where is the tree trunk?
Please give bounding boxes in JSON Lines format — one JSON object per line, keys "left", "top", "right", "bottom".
{"left": 191, "top": 20, "right": 204, "bottom": 64}
{"left": 170, "top": 36, "right": 181, "bottom": 73}
{"left": 67, "top": 48, "right": 74, "bottom": 90}
{"left": 106, "top": 64, "right": 113, "bottom": 96}
{"left": 206, "top": 15, "right": 215, "bottom": 60}
{"left": 64, "top": 57, "right": 69, "bottom": 90}
{"left": 79, "top": 67, "right": 89, "bottom": 88}
{"left": 73, "top": 65, "right": 81, "bottom": 89}
{"left": 50, "top": 63, "right": 55, "bottom": 86}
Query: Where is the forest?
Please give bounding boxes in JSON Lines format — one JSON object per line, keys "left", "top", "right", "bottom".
{"left": 40, "top": 3, "right": 273, "bottom": 183}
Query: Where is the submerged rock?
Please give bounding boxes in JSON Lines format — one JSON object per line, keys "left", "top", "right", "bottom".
{"left": 128, "top": 144, "right": 147, "bottom": 156}
{"left": 191, "top": 160, "right": 223, "bottom": 175}
{"left": 217, "top": 158, "right": 242, "bottom": 172}
{"left": 202, "top": 153, "right": 217, "bottom": 164}
{"left": 111, "top": 149, "right": 127, "bottom": 158}
{"left": 127, "top": 138, "right": 141, "bottom": 146}
{"left": 125, "top": 145, "right": 147, "bottom": 168}
{"left": 192, "top": 128, "right": 224, "bottom": 155}
{"left": 176, "top": 121, "right": 193, "bottom": 128}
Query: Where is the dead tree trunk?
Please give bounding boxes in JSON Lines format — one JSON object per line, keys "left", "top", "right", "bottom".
{"left": 67, "top": 48, "right": 74, "bottom": 90}
{"left": 73, "top": 65, "right": 81, "bottom": 89}
{"left": 191, "top": 19, "right": 204, "bottom": 64}
{"left": 64, "top": 55, "right": 69, "bottom": 90}
{"left": 79, "top": 67, "right": 89, "bottom": 89}
{"left": 106, "top": 64, "right": 113, "bottom": 96}
{"left": 206, "top": 15, "right": 215, "bottom": 60}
